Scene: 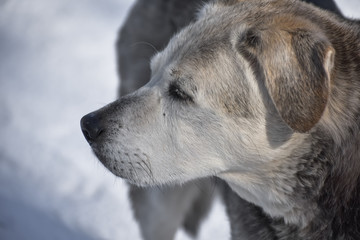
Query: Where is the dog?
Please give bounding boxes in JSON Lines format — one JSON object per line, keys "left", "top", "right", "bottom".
{"left": 81, "top": 0, "right": 360, "bottom": 239}
{"left": 114, "top": 0, "right": 344, "bottom": 239}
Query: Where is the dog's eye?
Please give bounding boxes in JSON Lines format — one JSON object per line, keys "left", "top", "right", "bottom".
{"left": 168, "top": 82, "right": 193, "bottom": 102}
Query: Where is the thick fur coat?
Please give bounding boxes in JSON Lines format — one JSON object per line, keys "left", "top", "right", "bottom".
{"left": 82, "top": 0, "right": 360, "bottom": 239}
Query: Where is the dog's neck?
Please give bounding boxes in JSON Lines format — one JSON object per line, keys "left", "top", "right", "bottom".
{"left": 219, "top": 129, "right": 359, "bottom": 230}
{"left": 222, "top": 175, "right": 313, "bottom": 227}
{"left": 219, "top": 139, "right": 325, "bottom": 227}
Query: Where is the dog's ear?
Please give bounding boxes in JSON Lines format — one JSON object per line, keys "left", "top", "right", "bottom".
{"left": 260, "top": 29, "right": 334, "bottom": 132}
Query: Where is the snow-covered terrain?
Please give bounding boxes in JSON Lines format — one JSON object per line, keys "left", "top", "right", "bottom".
{"left": 0, "top": 0, "right": 359, "bottom": 239}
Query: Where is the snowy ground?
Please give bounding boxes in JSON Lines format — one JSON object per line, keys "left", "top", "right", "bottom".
{"left": 0, "top": 1, "right": 359, "bottom": 240}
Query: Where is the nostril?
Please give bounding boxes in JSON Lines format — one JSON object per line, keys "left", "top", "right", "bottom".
{"left": 96, "top": 128, "right": 105, "bottom": 138}
{"left": 80, "top": 112, "right": 105, "bottom": 143}
{"left": 82, "top": 129, "right": 92, "bottom": 142}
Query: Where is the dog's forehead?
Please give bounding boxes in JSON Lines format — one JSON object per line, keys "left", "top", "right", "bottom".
{"left": 150, "top": 3, "right": 249, "bottom": 76}
{"left": 150, "top": 0, "right": 314, "bottom": 83}
{"left": 151, "top": 1, "right": 279, "bottom": 67}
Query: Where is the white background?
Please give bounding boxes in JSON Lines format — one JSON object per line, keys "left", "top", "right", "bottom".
{"left": 0, "top": 0, "right": 359, "bottom": 239}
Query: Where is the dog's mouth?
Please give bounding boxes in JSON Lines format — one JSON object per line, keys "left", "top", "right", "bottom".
{"left": 90, "top": 141, "right": 155, "bottom": 186}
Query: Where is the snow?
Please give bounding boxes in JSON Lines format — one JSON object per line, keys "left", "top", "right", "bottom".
{"left": 0, "top": 0, "right": 358, "bottom": 239}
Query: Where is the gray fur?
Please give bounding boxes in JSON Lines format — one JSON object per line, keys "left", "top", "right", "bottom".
{"left": 81, "top": 0, "right": 359, "bottom": 239}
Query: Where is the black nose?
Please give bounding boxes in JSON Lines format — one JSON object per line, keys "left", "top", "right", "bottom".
{"left": 80, "top": 112, "right": 104, "bottom": 143}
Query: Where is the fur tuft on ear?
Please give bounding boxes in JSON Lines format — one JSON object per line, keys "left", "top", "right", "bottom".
{"left": 261, "top": 29, "right": 334, "bottom": 132}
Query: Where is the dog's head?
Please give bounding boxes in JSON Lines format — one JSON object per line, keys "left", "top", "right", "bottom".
{"left": 81, "top": 0, "right": 334, "bottom": 187}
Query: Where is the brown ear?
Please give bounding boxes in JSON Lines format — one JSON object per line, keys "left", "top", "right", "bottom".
{"left": 262, "top": 30, "right": 334, "bottom": 132}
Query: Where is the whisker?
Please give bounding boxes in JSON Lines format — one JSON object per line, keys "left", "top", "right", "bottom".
{"left": 137, "top": 161, "right": 153, "bottom": 184}
{"left": 141, "top": 154, "right": 155, "bottom": 184}
{"left": 129, "top": 161, "right": 140, "bottom": 183}
{"left": 131, "top": 41, "right": 159, "bottom": 54}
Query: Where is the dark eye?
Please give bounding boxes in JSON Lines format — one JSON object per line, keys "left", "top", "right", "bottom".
{"left": 168, "top": 82, "right": 193, "bottom": 102}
